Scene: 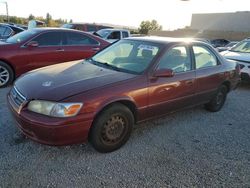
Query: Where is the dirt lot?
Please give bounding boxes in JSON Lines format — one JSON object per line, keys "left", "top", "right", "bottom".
{"left": 0, "top": 84, "right": 250, "bottom": 187}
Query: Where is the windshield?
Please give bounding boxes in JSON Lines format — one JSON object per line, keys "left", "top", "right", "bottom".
{"left": 91, "top": 39, "right": 161, "bottom": 74}
{"left": 6, "top": 29, "right": 38, "bottom": 44}
{"left": 96, "top": 29, "right": 111, "bottom": 38}
{"left": 225, "top": 42, "right": 237, "bottom": 47}
{"left": 230, "top": 40, "right": 250, "bottom": 53}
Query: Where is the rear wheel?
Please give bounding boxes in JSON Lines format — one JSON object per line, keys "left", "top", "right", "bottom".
{"left": 89, "top": 103, "right": 134, "bottom": 153}
{"left": 0, "top": 61, "right": 14, "bottom": 88}
{"left": 205, "top": 85, "right": 227, "bottom": 112}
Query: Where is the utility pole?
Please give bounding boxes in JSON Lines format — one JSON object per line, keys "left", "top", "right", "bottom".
{"left": 0, "top": 1, "right": 9, "bottom": 22}
{"left": 5, "top": 2, "right": 9, "bottom": 22}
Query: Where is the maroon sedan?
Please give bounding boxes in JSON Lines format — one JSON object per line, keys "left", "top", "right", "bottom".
{"left": 0, "top": 28, "right": 109, "bottom": 87}
{"left": 7, "top": 37, "right": 240, "bottom": 152}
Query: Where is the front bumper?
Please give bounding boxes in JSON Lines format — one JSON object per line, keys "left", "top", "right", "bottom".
{"left": 7, "top": 95, "right": 93, "bottom": 146}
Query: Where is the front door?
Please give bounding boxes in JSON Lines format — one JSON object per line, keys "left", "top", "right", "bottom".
{"left": 24, "top": 31, "right": 63, "bottom": 71}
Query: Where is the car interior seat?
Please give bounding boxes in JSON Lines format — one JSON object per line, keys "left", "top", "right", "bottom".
{"left": 141, "top": 49, "right": 153, "bottom": 59}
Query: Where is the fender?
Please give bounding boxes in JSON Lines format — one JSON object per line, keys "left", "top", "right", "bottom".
{"left": 93, "top": 95, "right": 138, "bottom": 119}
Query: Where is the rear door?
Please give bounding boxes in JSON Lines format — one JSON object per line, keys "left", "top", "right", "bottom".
{"left": 147, "top": 45, "right": 196, "bottom": 118}
{"left": 62, "top": 31, "right": 101, "bottom": 62}
{"left": 192, "top": 45, "right": 225, "bottom": 103}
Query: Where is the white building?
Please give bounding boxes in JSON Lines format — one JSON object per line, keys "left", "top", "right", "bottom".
{"left": 190, "top": 12, "right": 250, "bottom": 32}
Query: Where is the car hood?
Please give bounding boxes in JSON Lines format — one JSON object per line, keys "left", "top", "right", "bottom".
{"left": 14, "top": 60, "right": 136, "bottom": 101}
{"left": 221, "top": 51, "right": 250, "bottom": 63}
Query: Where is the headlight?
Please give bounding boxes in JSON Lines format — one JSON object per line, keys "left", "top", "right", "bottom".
{"left": 27, "top": 100, "right": 83, "bottom": 117}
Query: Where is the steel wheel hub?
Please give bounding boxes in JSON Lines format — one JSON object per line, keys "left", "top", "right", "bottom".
{"left": 216, "top": 92, "right": 223, "bottom": 105}
{"left": 101, "top": 115, "right": 125, "bottom": 144}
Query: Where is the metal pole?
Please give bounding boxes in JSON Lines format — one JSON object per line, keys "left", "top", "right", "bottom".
{"left": 5, "top": 2, "right": 9, "bottom": 23}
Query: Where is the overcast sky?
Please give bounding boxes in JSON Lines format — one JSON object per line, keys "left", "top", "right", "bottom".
{"left": 0, "top": 0, "right": 249, "bottom": 30}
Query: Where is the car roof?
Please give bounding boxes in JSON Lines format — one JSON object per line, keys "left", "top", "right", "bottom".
{"left": 29, "top": 27, "right": 92, "bottom": 33}
{"left": 125, "top": 36, "right": 209, "bottom": 45}
{"left": 98, "top": 28, "right": 129, "bottom": 32}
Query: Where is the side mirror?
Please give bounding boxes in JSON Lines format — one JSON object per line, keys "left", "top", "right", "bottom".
{"left": 153, "top": 69, "right": 174, "bottom": 77}
{"left": 26, "top": 41, "right": 39, "bottom": 47}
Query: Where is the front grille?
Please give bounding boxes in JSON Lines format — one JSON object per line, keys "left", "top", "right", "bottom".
{"left": 9, "top": 86, "right": 27, "bottom": 113}
{"left": 241, "top": 73, "right": 250, "bottom": 81}
{"left": 239, "top": 64, "right": 245, "bottom": 69}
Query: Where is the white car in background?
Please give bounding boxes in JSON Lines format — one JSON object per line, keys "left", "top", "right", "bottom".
{"left": 221, "top": 38, "right": 250, "bottom": 81}
{"left": 94, "top": 29, "right": 130, "bottom": 43}
{"left": 217, "top": 41, "right": 238, "bottom": 52}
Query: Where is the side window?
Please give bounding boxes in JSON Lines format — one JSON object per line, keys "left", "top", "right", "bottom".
{"left": 157, "top": 46, "right": 191, "bottom": 73}
{"left": 193, "top": 46, "right": 218, "bottom": 69}
{"left": 122, "top": 31, "right": 129, "bottom": 38}
{"left": 108, "top": 31, "right": 121, "bottom": 40}
{"left": 0, "top": 26, "right": 12, "bottom": 36}
{"left": 65, "top": 32, "right": 99, "bottom": 45}
{"left": 0, "top": 26, "right": 6, "bottom": 36}
{"left": 34, "top": 32, "right": 62, "bottom": 46}
{"left": 4, "top": 27, "right": 12, "bottom": 36}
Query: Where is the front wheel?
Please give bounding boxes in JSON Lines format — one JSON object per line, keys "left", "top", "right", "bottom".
{"left": 89, "top": 103, "right": 134, "bottom": 153}
{"left": 205, "top": 85, "right": 228, "bottom": 112}
{"left": 0, "top": 61, "right": 14, "bottom": 88}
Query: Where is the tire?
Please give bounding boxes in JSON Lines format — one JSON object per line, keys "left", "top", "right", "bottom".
{"left": 89, "top": 103, "right": 134, "bottom": 153}
{"left": 0, "top": 61, "right": 14, "bottom": 88}
{"left": 205, "top": 85, "right": 228, "bottom": 112}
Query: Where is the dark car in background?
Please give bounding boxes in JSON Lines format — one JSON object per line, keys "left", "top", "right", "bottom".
{"left": 0, "top": 28, "right": 110, "bottom": 87}
{"left": 211, "top": 39, "right": 230, "bottom": 48}
{"left": 61, "top": 23, "right": 113, "bottom": 32}
{"left": 0, "top": 23, "right": 25, "bottom": 41}
{"left": 7, "top": 37, "right": 240, "bottom": 152}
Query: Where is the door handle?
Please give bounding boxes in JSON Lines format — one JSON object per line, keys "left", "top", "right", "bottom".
{"left": 185, "top": 79, "right": 194, "bottom": 85}
{"left": 92, "top": 47, "right": 100, "bottom": 52}
{"left": 56, "top": 49, "right": 64, "bottom": 52}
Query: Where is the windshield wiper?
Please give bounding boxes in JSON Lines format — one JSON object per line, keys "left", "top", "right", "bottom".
{"left": 101, "top": 62, "right": 121, "bottom": 71}
{"left": 88, "top": 58, "right": 121, "bottom": 71}
{"left": 88, "top": 58, "right": 140, "bottom": 75}
{"left": 229, "top": 49, "right": 240, "bottom": 52}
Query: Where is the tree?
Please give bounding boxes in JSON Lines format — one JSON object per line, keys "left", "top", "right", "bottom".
{"left": 139, "top": 20, "right": 162, "bottom": 35}
{"left": 28, "top": 14, "right": 35, "bottom": 20}
{"left": 46, "top": 13, "right": 52, "bottom": 25}
{"left": 0, "top": 16, "right": 4, "bottom": 23}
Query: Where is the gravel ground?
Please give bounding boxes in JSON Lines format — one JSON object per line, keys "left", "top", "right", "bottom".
{"left": 0, "top": 83, "right": 250, "bottom": 188}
